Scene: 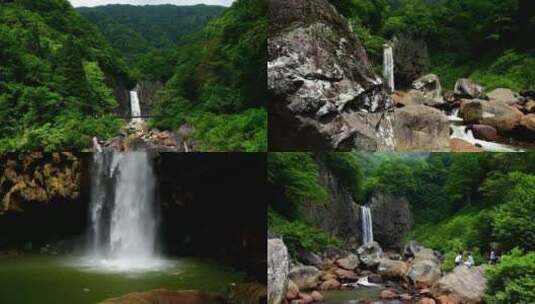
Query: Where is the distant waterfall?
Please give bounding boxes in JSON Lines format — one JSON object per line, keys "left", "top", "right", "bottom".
{"left": 88, "top": 152, "right": 159, "bottom": 270}
{"left": 383, "top": 44, "right": 395, "bottom": 93}
{"left": 130, "top": 90, "right": 142, "bottom": 123}
{"left": 361, "top": 206, "right": 374, "bottom": 244}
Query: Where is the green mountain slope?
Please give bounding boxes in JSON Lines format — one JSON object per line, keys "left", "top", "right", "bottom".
{"left": 0, "top": 0, "right": 133, "bottom": 151}
{"left": 76, "top": 4, "right": 226, "bottom": 62}
{"left": 149, "top": 0, "right": 267, "bottom": 152}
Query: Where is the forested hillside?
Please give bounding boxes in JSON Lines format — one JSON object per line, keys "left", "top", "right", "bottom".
{"left": 0, "top": 0, "right": 133, "bottom": 151}
{"left": 148, "top": 0, "right": 267, "bottom": 151}
{"left": 268, "top": 152, "right": 535, "bottom": 303}
{"left": 77, "top": 4, "right": 225, "bottom": 62}
{"left": 328, "top": 0, "right": 535, "bottom": 91}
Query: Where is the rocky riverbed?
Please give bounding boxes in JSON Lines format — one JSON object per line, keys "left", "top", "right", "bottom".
{"left": 268, "top": 239, "right": 487, "bottom": 304}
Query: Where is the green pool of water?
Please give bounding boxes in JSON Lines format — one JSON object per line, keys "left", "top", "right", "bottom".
{"left": 322, "top": 288, "right": 382, "bottom": 304}
{"left": 0, "top": 255, "right": 243, "bottom": 304}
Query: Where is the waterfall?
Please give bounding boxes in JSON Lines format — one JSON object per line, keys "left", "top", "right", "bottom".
{"left": 88, "top": 152, "right": 161, "bottom": 271}
{"left": 361, "top": 206, "right": 373, "bottom": 244}
{"left": 383, "top": 44, "right": 394, "bottom": 93}
{"left": 130, "top": 90, "right": 142, "bottom": 123}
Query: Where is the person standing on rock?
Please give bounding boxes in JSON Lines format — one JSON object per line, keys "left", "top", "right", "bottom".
{"left": 489, "top": 250, "right": 498, "bottom": 265}
{"left": 455, "top": 252, "right": 463, "bottom": 266}
{"left": 465, "top": 253, "right": 475, "bottom": 268}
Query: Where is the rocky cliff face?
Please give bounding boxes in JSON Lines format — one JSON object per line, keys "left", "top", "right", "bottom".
{"left": 136, "top": 80, "right": 163, "bottom": 116}
{"left": 368, "top": 191, "right": 412, "bottom": 250}
{"left": 300, "top": 157, "right": 361, "bottom": 248}
{"left": 268, "top": 0, "right": 395, "bottom": 151}
{"left": 0, "top": 153, "right": 82, "bottom": 214}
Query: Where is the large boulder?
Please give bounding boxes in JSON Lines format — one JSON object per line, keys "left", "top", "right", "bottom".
{"left": 336, "top": 254, "right": 360, "bottom": 271}
{"left": 460, "top": 99, "right": 484, "bottom": 123}
{"left": 268, "top": 0, "right": 395, "bottom": 151}
{"left": 487, "top": 88, "right": 519, "bottom": 106}
{"left": 377, "top": 258, "right": 409, "bottom": 279}
{"left": 393, "top": 33, "right": 431, "bottom": 89}
{"left": 520, "top": 114, "right": 535, "bottom": 132}
{"left": 431, "top": 266, "right": 486, "bottom": 304}
{"left": 412, "top": 74, "right": 442, "bottom": 100}
{"left": 392, "top": 89, "right": 442, "bottom": 108}
{"left": 403, "top": 241, "right": 424, "bottom": 258}
{"left": 268, "top": 239, "right": 289, "bottom": 304}
{"left": 469, "top": 124, "right": 498, "bottom": 142}
{"left": 356, "top": 241, "right": 383, "bottom": 268}
{"left": 407, "top": 249, "right": 442, "bottom": 288}
{"left": 100, "top": 289, "right": 225, "bottom": 304}
{"left": 393, "top": 105, "right": 450, "bottom": 151}
{"left": 368, "top": 192, "right": 412, "bottom": 249}
{"left": 480, "top": 100, "right": 524, "bottom": 132}
{"left": 454, "top": 79, "right": 483, "bottom": 99}
{"left": 288, "top": 266, "right": 320, "bottom": 290}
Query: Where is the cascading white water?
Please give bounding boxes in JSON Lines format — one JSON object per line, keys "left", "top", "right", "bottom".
{"left": 130, "top": 90, "right": 142, "bottom": 123}
{"left": 361, "top": 206, "right": 373, "bottom": 244}
{"left": 383, "top": 44, "right": 394, "bottom": 93}
{"left": 87, "top": 152, "right": 164, "bottom": 271}
{"left": 448, "top": 109, "right": 522, "bottom": 152}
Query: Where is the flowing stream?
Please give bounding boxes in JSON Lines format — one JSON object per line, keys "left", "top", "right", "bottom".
{"left": 361, "top": 206, "right": 373, "bottom": 244}
{"left": 383, "top": 44, "right": 394, "bottom": 93}
{"left": 87, "top": 152, "right": 164, "bottom": 272}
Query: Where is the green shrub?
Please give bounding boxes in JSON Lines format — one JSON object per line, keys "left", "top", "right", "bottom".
{"left": 269, "top": 210, "right": 341, "bottom": 256}
{"left": 485, "top": 249, "right": 535, "bottom": 304}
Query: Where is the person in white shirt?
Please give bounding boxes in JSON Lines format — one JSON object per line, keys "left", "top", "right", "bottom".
{"left": 465, "top": 253, "right": 475, "bottom": 268}
{"left": 455, "top": 252, "right": 463, "bottom": 266}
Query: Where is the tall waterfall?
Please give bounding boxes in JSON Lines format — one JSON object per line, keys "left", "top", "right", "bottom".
{"left": 130, "top": 90, "right": 142, "bottom": 123}
{"left": 383, "top": 44, "right": 395, "bottom": 93}
{"left": 361, "top": 206, "right": 373, "bottom": 244}
{"left": 88, "top": 152, "right": 161, "bottom": 271}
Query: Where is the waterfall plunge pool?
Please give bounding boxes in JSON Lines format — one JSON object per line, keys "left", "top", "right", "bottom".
{"left": 0, "top": 254, "right": 242, "bottom": 304}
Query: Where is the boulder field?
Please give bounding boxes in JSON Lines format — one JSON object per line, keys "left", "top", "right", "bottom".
{"left": 268, "top": 238, "right": 488, "bottom": 304}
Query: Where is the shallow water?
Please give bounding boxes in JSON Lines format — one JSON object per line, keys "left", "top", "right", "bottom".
{"left": 322, "top": 288, "right": 382, "bottom": 304}
{"left": 0, "top": 255, "right": 242, "bottom": 304}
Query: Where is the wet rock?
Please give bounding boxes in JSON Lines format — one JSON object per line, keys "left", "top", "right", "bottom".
{"left": 300, "top": 293, "right": 313, "bottom": 304}
{"left": 393, "top": 105, "right": 450, "bottom": 151}
{"left": 400, "top": 293, "right": 413, "bottom": 301}
{"left": 336, "top": 254, "right": 360, "bottom": 270}
{"left": 289, "top": 266, "right": 320, "bottom": 290}
{"left": 454, "top": 79, "right": 484, "bottom": 99}
{"left": 392, "top": 90, "right": 441, "bottom": 107}
{"left": 267, "top": 0, "right": 395, "bottom": 151}
{"left": 286, "top": 280, "right": 300, "bottom": 300}
{"left": 431, "top": 266, "right": 486, "bottom": 304}
{"left": 524, "top": 100, "right": 535, "bottom": 113}
{"left": 319, "top": 279, "right": 341, "bottom": 290}
{"left": 334, "top": 268, "right": 358, "bottom": 281}
{"left": 268, "top": 239, "right": 289, "bottom": 304}
{"left": 377, "top": 258, "right": 409, "bottom": 279}
{"left": 100, "top": 289, "right": 225, "bottom": 304}
{"left": 368, "top": 273, "right": 383, "bottom": 284}
{"left": 403, "top": 241, "right": 424, "bottom": 258}
{"left": 298, "top": 251, "right": 323, "bottom": 269}
{"left": 449, "top": 139, "right": 482, "bottom": 152}
{"left": 487, "top": 88, "right": 519, "bottom": 106}
{"left": 311, "top": 291, "right": 323, "bottom": 302}
{"left": 357, "top": 241, "right": 383, "bottom": 268}
{"left": 407, "top": 249, "right": 442, "bottom": 288}
{"left": 380, "top": 289, "right": 399, "bottom": 300}
{"left": 469, "top": 125, "right": 498, "bottom": 141}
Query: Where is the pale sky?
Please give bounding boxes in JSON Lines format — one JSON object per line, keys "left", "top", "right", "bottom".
{"left": 69, "top": 0, "right": 234, "bottom": 7}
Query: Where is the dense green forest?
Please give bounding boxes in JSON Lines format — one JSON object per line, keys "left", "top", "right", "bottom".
{"left": 328, "top": 0, "right": 535, "bottom": 90}
{"left": 148, "top": 0, "right": 267, "bottom": 151}
{"left": 0, "top": 0, "right": 266, "bottom": 151}
{"left": 77, "top": 4, "right": 225, "bottom": 63}
{"left": 0, "top": 0, "right": 133, "bottom": 151}
{"left": 268, "top": 152, "right": 535, "bottom": 303}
